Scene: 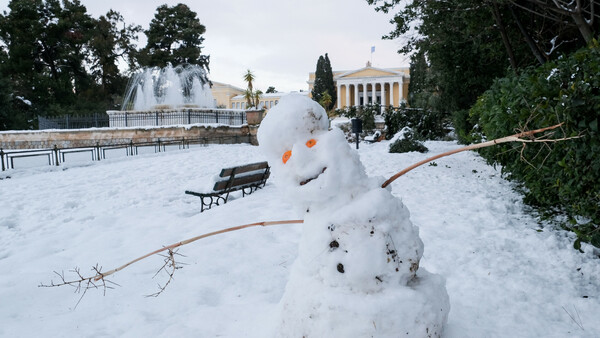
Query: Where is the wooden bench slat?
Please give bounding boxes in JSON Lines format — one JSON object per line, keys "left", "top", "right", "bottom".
{"left": 219, "top": 161, "right": 269, "bottom": 177}
{"left": 212, "top": 171, "right": 270, "bottom": 191}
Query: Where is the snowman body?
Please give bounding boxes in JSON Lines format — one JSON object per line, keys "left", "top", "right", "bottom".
{"left": 257, "top": 94, "right": 449, "bottom": 337}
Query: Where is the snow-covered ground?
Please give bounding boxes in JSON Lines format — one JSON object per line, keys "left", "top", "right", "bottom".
{"left": 0, "top": 139, "right": 599, "bottom": 337}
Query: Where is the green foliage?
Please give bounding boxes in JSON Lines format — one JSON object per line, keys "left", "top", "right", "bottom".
{"left": 389, "top": 129, "right": 428, "bottom": 154}
{"left": 336, "top": 104, "right": 379, "bottom": 132}
{"left": 311, "top": 53, "right": 336, "bottom": 111}
{"left": 383, "top": 105, "right": 447, "bottom": 140}
{"left": 266, "top": 86, "right": 277, "bottom": 93}
{"left": 318, "top": 91, "right": 332, "bottom": 110}
{"left": 139, "top": 3, "right": 208, "bottom": 69}
{"left": 367, "top": 0, "right": 596, "bottom": 146}
{"left": 469, "top": 43, "right": 600, "bottom": 247}
{"left": 0, "top": 0, "right": 148, "bottom": 129}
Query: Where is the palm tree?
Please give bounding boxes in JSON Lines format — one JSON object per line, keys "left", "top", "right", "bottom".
{"left": 243, "top": 69, "right": 255, "bottom": 93}
{"left": 254, "top": 90, "right": 263, "bottom": 109}
{"left": 319, "top": 90, "right": 332, "bottom": 110}
{"left": 244, "top": 89, "right": 254, "bottom": 108}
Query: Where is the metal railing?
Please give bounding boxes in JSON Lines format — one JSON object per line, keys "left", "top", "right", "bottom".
{"left": 106, "top": 109, "right": 246, "bottom": 127}
{"left": 38, "top": 109, "right": 247, "bottom": 130}
{"left": 38, "top": 114, "right": 110, "bottom": 130}
{"left": 0, "top": 135, "right": 251, "bottom": 171}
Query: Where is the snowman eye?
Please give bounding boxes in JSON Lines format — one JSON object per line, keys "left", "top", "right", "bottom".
{"left": 282, "top": 139, "right": 317, "bottom": 164}
{"left": 306, "top": 139, "right": 317, "bottom": 148}
{"left": 282, "top": 150, "right": 292, "bottom": 164}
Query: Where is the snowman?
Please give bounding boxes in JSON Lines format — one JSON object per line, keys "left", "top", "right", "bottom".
{"left": 257, "top": 94, "right": 449, "bottom": 337}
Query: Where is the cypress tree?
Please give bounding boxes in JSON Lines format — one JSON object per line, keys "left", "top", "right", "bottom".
{"left": 323, "top": 53, "right": 336, "bottom": 110}
{"left": 311, "top": 55, "right": 326, "bottom": 104}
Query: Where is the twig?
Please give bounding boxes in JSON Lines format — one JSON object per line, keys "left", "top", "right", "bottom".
{"left": 39, "top": 264, "right": 119, "bottom": 309}
{"left": 562, "top": 305, "right": 585, "bottom": 330}
{"left": 382, "top": 123, "right": 580, "bottom": 188}
{"left": 41, "top": 220, "right": 304, "bottom": 298}
{"left": 145, "top": 249, "right": 184, "bottom": 297}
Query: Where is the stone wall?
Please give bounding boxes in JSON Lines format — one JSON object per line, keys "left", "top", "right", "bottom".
{"left": 0, "top": 124, "right": 259, "bottom": 150}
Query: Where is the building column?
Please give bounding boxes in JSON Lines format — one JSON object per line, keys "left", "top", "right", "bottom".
{"left": 337, "top": 84, "right": 342, "bottom": 108}
{"left": 390, "top": 81, "right": 395, "bottom": 107}
{"left": 399, "top": 78, "right": 404, "bottom": 104}
{"left": 362, "top": 82, "right": 367, "bottom": 106}
{"left": 354, "top": 84, "right": 359, "bottom": 106}
{"left": 345, "top": 84, "right": 350, "bottom": 108}
{"left": 381, "top": 82, "right": 386, "bottom": 111}
{"left": 371, "top": 82, "right": 376, "bottom": 105}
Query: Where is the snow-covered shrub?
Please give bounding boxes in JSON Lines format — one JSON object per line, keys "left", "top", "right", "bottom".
{"left": 469, "top": 42, "right": 600, "bottom": 248}
{"left": 389, "top": 127, "right": 428, "bottom": 154}
{"left": 383, "top": 104, "right": 448, "bottom": 140}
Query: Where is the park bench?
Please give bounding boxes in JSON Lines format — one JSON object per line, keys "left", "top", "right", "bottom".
{"left": 185, "top": 161, "right": 270, "bottom": 212}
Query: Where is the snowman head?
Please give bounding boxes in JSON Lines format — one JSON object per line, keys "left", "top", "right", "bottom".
{"left": 257, "top": 94, "right": 368, "bottom": 209}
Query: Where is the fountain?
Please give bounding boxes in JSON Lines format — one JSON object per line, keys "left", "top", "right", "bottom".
{"left": 122, "top": 64, "right": 215, "bottom": 111}
{"left": 107, "top": 64, "right": 248, "bottom": 128}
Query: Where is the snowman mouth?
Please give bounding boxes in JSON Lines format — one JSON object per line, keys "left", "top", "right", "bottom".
{"left": 300, "top": 167, "right": 327, "bottom": 186}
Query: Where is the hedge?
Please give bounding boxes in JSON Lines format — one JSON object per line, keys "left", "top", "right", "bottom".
{"left": 468, "top": 42, "right": 600, "bottom": 248}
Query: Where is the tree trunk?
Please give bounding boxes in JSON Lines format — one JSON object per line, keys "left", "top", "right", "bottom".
{"left": 569, "top": 0, "right": 594, "bottom": 44}
{"left": 491, "top": 2, "right": 518, "bottom": 71}
{"left": 509, "top": 4, "right": 547, "bottom": 65}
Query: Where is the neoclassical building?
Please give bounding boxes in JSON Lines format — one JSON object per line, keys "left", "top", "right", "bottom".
{"left": 308, "top": 63, "right": 410, "bottom": 109}
{"left": 210, "top": 81, "right": 298, "bottom": 112}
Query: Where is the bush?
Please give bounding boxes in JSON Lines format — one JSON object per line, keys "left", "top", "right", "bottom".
{"left": 336, "top": 104, "right": 379, "bottom": 132}
{"left": 383, "top": 105, "right": 448, "bottom": 140}
{"left": 468, "top": 42, "right": 600, "bottom": 248}
{"left": 389, "top": 128, "right": 428, "bottom": 153}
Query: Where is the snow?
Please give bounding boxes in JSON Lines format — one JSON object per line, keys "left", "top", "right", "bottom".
{"left": 15, "top": 96, "right": 32, "bottom": 106}
{"left": 0, "top": 131, "right": 599, "bottom": 336}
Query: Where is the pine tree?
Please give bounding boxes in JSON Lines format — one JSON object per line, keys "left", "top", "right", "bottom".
{"left": 311, "top": 54, "right": 336, "bottom": 111}
{"left": 311, "top": 55, "right": 326, "bottom": 105}
{"left": 140, "top": 3, "right": 209, "bottom": 70}
{"left": 323, "top": 54, "right": 336, "bottom": 110}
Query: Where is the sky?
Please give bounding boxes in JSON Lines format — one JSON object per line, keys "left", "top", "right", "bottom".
{"left": 0, "top": 0, "right": 410, "bottom": 93}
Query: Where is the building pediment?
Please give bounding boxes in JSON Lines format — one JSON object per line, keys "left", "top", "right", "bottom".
{"left": 336, "top": 67, "right": 403, "bottom": 80}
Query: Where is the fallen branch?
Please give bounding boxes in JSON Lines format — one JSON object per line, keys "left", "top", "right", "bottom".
{"left": 41, "top": 220, "right": 304, "bottom": 296}
{"left": 382, "top": 123, "right": 580, "bottom": 188}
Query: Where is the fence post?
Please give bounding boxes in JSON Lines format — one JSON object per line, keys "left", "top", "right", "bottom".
{"left": 156, "top": 112, "right": 159, "bottom": 126}
{"left": 125, "top": 112, "right": 128, "bottom": 127}
{"left": 96, "top": 142, "right": 101, "bottom": 161}
{"left": 129, "top": 140, "right": 134, "bottom": 156}
{"left": 65, "top": 115, "right": 69, "bottom": 129}
{"left": 0, "top": 148, "right": 4, "bottom": 171}
{"left": 157, "top": 138, "right": 161, "bottom": 153}
{"left": 215, "top": 111, "right": 219, "bottom": 124}
{"left": 188, "top": 110, "right": 191, "bottom": 124}
{"left": 53, "top": 145, "right": 60, "bottom": 166}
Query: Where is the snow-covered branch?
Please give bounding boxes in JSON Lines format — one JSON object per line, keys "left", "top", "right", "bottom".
{"left": 381, "top": 123, "right": 581, "bottom": 188}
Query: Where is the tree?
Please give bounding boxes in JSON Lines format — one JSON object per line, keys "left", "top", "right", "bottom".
{"left": 254, "top": 90, "right": 263, "bottom": 108}
{"left": 322, "top": 54, "right": 336, "bottom": 110}
{"left": 140, "top": 3, "right": 209, "bottom": 69}
{"left": 0, "top": 0, "right": 97, "bottom": 121}
{"left": 88, "top": 10, "right": 141, "bottom": 107}
{"left": 0, "top": 0, "right": 143, "bottom": 129}
{"left": 311, "top": 55, "right": 326, "bottom": 104}
{"left": 365, "top": 0, "right": 594, "bottom": 126}
{"left": 311, "top": 54, "right": 336, "bottom": 110}
{"left": 266, "top": 86, "right": 277, "bottom": 93}
{"left": 243, "top": 69, "right": 262, "bottom": 108}
{"left": 318, "top": 90, "right": 332, "bottom": 110}
{"left": 244, "top": 69, "right": 255, "bottom": 93}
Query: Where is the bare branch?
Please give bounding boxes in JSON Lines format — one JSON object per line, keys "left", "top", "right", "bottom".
{"left": 41, "top": 220, "right": 305, "bottom": 300}
{"left": 382, "top": 123, "right": 582, "bottom": 188}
